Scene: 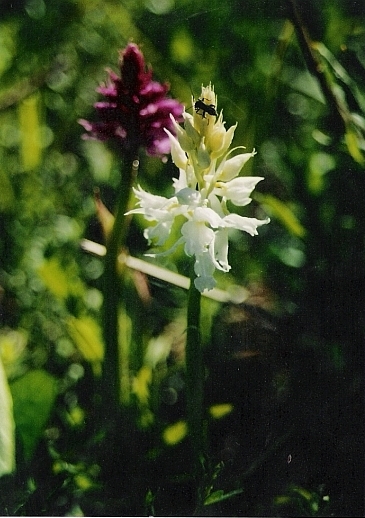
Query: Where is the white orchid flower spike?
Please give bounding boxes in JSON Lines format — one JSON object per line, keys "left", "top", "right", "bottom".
{"left": 127, "top": 84, "right": 270, "bottom": 292}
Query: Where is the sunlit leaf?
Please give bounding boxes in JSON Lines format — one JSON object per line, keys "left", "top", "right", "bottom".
{"left": 10, "top": 369, "right": 57, "bottom": 462}
{"left": 204, "top": 488, "right": 243, "bottom": 506}
{"left": 132, "top": 366, "right": 155, "bottom": 428}
{"left": 66, "top": 316, "right": 104, "bottom": 376}
{"left": 132, "top": 366, "right": 152, "bottom": 406}
{"left": 313, "top": 42, "right": 365, "bottom": 114}
{"left": 273, "top": 495, "right": 292, "bottom": 505}
{"left": 38, "top": 256, "right": 85, "bottom": 300}
{"left": 170, "top": 28, "right": 194, "bottom": 65}
{"left": 162, "top": 420, "right": 187, "bottom": 446}
{"left": 0, "top": 327, "right": 28, "bottom": 380}
{"left": 209, "top": 403, "right": 233, "bottom": 419}
{"left": 119, "top": 308, "right": 132, "bottom": 405}
{"left": 66, "top": 406, "right": 85, "bottom": 427}
{"left": 345, "top": 127, "right": 365, "bottom": 165}
{"left": 0, "top": 22, "right": 17, "bottom": 79}
{"left": 255, "top": 194, "right": 306, "bottom": 238}
{"left": 18, "top": 92, "right": 42, "bottom": 171}
{"left": 308, "top": 152, "right": 336, "bottom": 194}
{"left": 291, "top": 486, "right": 313, "bottom": 501}
{"left": 0, "top": 356, "right": 15, "bottom": 476}
{"left": 74, "top": 473, "right": 94, "bottom": 491}
{"left": 0, "top": 167, "right": 15, "bottom": 211}
{"left": 94, "top": 190, "right": 115, "bottom": 241}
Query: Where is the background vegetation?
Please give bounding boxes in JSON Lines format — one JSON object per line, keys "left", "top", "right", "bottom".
{"left": 0, "top": 0, "right": 364, "bottom": 515}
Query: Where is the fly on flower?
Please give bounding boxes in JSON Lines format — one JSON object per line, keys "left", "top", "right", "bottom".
{"left": 194, "top": 97, "right": 218, "bottom": 119}
{"left": 127, "top": 84, "right": 270, "bottom": 293}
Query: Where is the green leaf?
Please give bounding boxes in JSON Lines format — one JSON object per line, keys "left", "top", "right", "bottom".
{"left": 162, "top": 420, "right": 188, "bottom": 446}
{"left": 18, "top": 92, "right": 42, "bottom": 172}
{"left": 0, "top": 356, "right": 15, "bottom": 476}
{"left": 66, "top": 315, "right": 104, "bottom": 377}
{"left": 0, "top": 166, "right": 15, "bottom": 212}
{"left": 255, "top": 194, "right": 306, "bottom": 238}
{"left": 313, "top": 42, "right": 365, "bottom": 114}
{"left": 10, "top": 370, "right": 57, "bottom": 462}
{"left": 38, "top": 256, "right": 85, "bottom": 300}
{"left": 345, "top": 127, "right": 365, "bottom": 166}
{"left": 209, "top": 403, "right": 234, "bottom": 419}
{"left": 204, "top": 488, "right": 243, "bottom": 506}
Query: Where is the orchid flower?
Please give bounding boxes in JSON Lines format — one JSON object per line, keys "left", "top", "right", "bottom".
{"left": 128, "top": 84, "right": 269, "bottom": 292}
{"left": 79, "top": 43, "right": 183, "bottom": 158}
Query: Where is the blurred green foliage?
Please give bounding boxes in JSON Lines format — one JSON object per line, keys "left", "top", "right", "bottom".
{"left": 0, "top": 0, "right": 364, "bottom": 515}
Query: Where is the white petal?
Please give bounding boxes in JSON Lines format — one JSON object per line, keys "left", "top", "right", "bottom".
{"left": 173, "top": 169, "right": 188, "bottom": 193}
{"left": 207, "top": 193, "right": 225, "bottom": 217}
{"left": 194, "top": 274, "right": 216, "bottom": 292}
{"left": 207, "top": 119, "right": 237, "bottom": 159}
{"left": 164, "top": 129, "right": 188, "bottom": 169}
{"left": 144, "top": 219, "right": 174, "bottom": 245}
{"left": 200, "top": 84, "right": 216, "bottom": 107}
{"left": 193, "top": 206, "right": 223, "bottom": 228}
{"left": 210, "top": 228, "right": 231, "bottom": 272}
{"left": 183, "top": 111, "right": 194, "bottom": 125}
{"left": 182, "top": 220, "right": 215, "bottom": 256}
{"left": 131, "top": 185, "right": 170, "bottom": 210}
{"left": 214, "top": 177, "right": 264, "bottom": 206}
{"left": 186, "top": 163, "right": 198, "bottom": 189}
{"left": 145, "top": 236, "right": 185, "bottom": 258}
{"left": 193, "top": 251, "right": 217, "bottom": 292}
{"left": 219, "top": 151, "right": 256, "bottom": 181}
{"left": 223, "top": 213, "right": 270, "bottom": 236}
{"left": 221, "top": 123, "right": 237, "bottom": 156}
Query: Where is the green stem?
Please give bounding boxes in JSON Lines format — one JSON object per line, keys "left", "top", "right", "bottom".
{"left": 101, "top": 152, "right": 137, "bottom": 420}
{"left": 186, "top": 264, "right": 204, "bottom": 474}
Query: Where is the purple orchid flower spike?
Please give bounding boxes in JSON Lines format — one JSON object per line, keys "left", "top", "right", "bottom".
{"left": 79, "top": 43, "right": 184, "bottom": 158}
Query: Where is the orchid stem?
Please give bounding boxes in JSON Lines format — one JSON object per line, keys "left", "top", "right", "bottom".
{"left": 186, "top": 264, "right": 205, "bottom": 477}
{"left": 101, "top": 152, "right": 137, "bottom": 422}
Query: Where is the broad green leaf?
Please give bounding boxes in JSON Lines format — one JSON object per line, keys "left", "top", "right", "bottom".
{"left": 0, "top": 356, "right": 15, "bottom": 476}
{"left": 10, "top": 370, "right": 57, "bottom": 462}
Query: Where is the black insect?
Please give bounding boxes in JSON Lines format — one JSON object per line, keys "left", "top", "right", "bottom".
{"left": 194, "top": 97, "right": 217, "bottom": 119}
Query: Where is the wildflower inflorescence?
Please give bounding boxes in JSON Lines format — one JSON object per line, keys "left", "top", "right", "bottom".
{"left": 128, "top": 84, "right": 270, "bottom": 292}
{"left": 79, "top": 43, "right": 184, "bottom": 157}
